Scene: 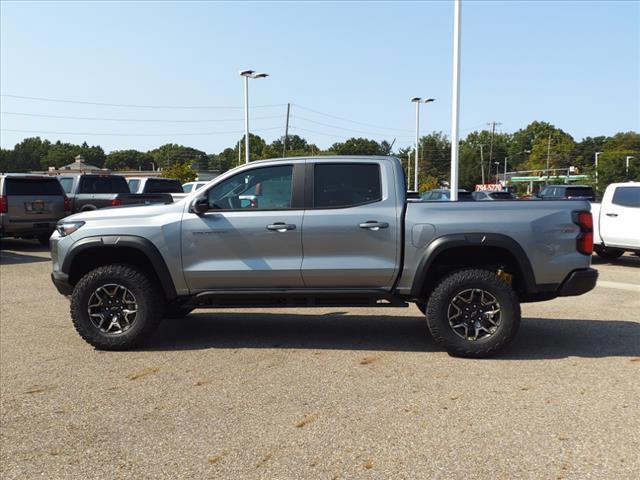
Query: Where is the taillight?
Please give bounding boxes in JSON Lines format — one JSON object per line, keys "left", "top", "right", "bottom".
{"left": 111, "top": 198, "right": 122, "bottom": 207}
{"left": 0, "top": 195, "right": 7, "bottom": 214}
{"left": 63, "top": 195, "right": 72, "bottom": 212}
{"left": 573, "top": 211, "right": 593, "bottom": 255}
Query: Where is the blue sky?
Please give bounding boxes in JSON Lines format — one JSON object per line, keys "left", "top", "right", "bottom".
{"left": 1, "top": 1, "right": 638, "bottom": 154}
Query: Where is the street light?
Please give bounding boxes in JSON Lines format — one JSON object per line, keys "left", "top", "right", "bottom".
{"left": 240, "top": 69, "right": 269, "bottom": 164}
{"left": 503, "top": 150, "right": 530, "bottom": 183}
{"left": 494, "top": 161, "right": 500, "bottom": 183}
{"left": 595, "top": 151, "right": 602, "bottom": 189}
{"left": 410, "top": 97, "right": 435, "bottom": 191}
{"left": 626, "top": 156, "right": 634, "bottom": 179}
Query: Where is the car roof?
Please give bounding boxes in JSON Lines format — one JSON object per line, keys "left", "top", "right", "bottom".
{"left": 246, "top": 155, "right": 399, "bottom": 166}
{"left": 0, "top": 173, "right": 56, "bottom": 179}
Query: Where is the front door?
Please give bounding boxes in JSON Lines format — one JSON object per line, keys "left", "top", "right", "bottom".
{"left": 181, "top": 164, "right": 305, "bottom": 290}
{"left": 601, "top": 186, "right": 640, "bottom": 248}
{"left": 301, "top": 161, "right": 401, "bottom": 288}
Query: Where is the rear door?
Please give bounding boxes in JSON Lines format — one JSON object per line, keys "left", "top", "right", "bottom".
{"left": 5, "top": 177, "right": 65, "bottom": 223}
{"left": 301, "top": 161, "right": 400, "bottom": 288}
{"left": 600, "top": 186, "right": 640, "bottom": 248}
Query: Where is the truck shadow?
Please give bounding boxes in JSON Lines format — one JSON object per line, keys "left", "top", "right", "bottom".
{"left": 591, "top": 254, "right": 640, "bottom": 268}
{"left": 147, "top": 312, "right": 640, "bottom": 360}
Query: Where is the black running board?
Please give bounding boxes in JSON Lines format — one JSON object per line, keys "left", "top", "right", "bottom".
{"left": 184, "top": 289, "right": 408, "bottom": 308}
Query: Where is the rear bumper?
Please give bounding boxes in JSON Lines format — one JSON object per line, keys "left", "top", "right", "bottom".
{"left": 558, "top": 268, "right": 598, "bottom": 297}
{"left": 51, "top": 271, "right": 73, "bottom": 295}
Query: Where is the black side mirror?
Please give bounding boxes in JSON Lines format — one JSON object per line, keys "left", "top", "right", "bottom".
{"left": 191, "top": 198, "right": 210, "bottom": 215}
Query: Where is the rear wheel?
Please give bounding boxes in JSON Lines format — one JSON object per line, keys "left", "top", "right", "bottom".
{"left": 594, "top": 245, "right": 624, "bottom": 260}
{"left": 425, "top": 268, "right": 521, "bottom": 358}
{"left": 70, "top": 264, "right": 164, "bottom": 350}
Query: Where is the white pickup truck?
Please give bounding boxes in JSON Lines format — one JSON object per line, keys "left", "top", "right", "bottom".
{"left": 592, "top": 182, "right": 640, "bottom": 260}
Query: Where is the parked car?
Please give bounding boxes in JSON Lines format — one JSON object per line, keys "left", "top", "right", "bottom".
{"left": 127, "top": 177, "right": 184, "bottom": 194}
{"left": 182, "top": 181, "right": 208, "bottom": 193}
{"left": 592, "top": 182, "right": 640, "bottom": 260}
{"left": 51, "top": 156, "right": 597, "bottom": 358}
{"left": 535, "top": 185, "right": 596, "bottom": 201}
{"left": 421, "top": 189, "right": 474, "bottom": 201}
{"left": 1, "top": 174, "right": 70, "bottom": 244}
{"left": 472, "top": 191, "right": 517, "bottom": 201}
{"left": 58, "top": 173, "right": 173, "bottom": 213}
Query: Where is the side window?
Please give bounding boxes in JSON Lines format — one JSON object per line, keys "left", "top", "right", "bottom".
{"left": 313, "top": 163, "right": 381, "bottom": 208}
{"left": 128, "top": 179, "right": 140, "bottom": 193}
{"left": 612, "top": 187, "right": 640, "bottom": 207}
{"left": 206, "top": 165, "right": 293, "bottom": 210}
{"left": 58, "top": 177, "right": 73, "bottom": 194}
{"left": 182, "top": 184, "right": 193, "bottom": 193}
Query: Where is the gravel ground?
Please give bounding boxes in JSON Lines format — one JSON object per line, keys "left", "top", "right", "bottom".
{"left": 1, "top": 238, "right": 639, "bottom": 479}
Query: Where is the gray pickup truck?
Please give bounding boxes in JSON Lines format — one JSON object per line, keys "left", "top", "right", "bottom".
{"left": 58, "top": 173, "right": 173, "bottom": 213}
{"left": 50, "top": 156, "right": 597, "bottom": 357}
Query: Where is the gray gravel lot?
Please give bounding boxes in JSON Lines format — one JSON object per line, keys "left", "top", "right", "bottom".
{"left": 1, "top": 238, "right": 639, "bottom": 479}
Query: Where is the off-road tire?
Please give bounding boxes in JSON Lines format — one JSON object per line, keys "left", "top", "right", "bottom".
{"left": 70, "top": 264, "right": 164, "bottom": 350}
{"left": 594, "top": 245, "right": 624, "bottom": 260}
{"left": 425, "top": 268, "right": 521, "bottom": 358}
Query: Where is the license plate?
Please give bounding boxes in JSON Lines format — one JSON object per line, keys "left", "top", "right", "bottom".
{"left": 26, "top": 200, "right": 46, "bottom": 212}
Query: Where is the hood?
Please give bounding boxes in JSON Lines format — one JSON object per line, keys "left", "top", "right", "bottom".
{"left": 63, "top": 202, "right": 184, "bottom": 223}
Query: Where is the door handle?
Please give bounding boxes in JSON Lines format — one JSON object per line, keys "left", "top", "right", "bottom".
{"left": 359, "top": 221, "right": 389, "bottom": 231}
{"left": 266, "top": 222, "right": 296, "bottom": 232}
{"left": 605, "top": 213, "right": 618, "bottom": 217}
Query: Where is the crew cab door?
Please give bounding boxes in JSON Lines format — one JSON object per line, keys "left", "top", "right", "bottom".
{"left": 600, "top": 185, "right": 640, "bottom": 248}
{"left": 301, "top": 161, "right": 401, "bottom": 288}
{"left": 181, "top": 163, "right": 305, "bottom": 290}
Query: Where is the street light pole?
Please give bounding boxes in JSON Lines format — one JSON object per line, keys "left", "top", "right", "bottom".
{"left": 450, "top": 0, "right": 461, "bottom": 201}
{"left": 240, "top": 69, "right": 269, "bottom": 164}
{"left": 410, "top": 97, "right": 435, "bottom": 192}
{"left": 594, "top": 151, "right": 602, "bottom": 190}
{"left": 479, "top": 144, "right": 485, "bottom": 184}
{"left": 626, "top": 156, "right": 634, "bottom": 179}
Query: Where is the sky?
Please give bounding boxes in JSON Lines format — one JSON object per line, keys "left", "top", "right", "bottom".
{"left": 1, "top": 0, "right": 639, "bottom": 155}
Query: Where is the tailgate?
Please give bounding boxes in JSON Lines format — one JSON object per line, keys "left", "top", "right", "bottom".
{"left": 4, "top": 177, "right": 66, "bottom": 222}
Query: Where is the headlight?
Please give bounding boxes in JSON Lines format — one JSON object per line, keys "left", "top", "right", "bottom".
{"left": 56, "top": 221, "right": 85, "bottom": 237}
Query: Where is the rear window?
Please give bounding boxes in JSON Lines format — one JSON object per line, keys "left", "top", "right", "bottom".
{"left": 144, "top": 179, "right": 183, "bottom": 193}
{"left": 5, "top": 178, "right": 63, "bottom": 196}
{"left": 489, "top": 192, "right": 514, "bottom": 199}
{"left": 612, "top": 187, "right": 640, "bottom": 207}
{"left": 566, "top": 187, "right": 594, "bottom": 198}
{"left": 313, "top": 163, "right": 381, "bottom": 208}
{"left": 58, "top": 177, "right": 74, "bottom": 194}
{"left": 79, "top": 176, "right": 130, "bottom": 194}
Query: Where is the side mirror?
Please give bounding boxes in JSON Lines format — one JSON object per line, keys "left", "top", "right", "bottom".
{"left": 191, "top": 198, "right": 210, "bottom": 215}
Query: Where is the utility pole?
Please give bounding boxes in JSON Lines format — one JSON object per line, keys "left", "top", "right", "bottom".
{"left": 487, "top": 121, "right": 501, "bottom": 183}
{"left": 407, "top": 150, "right": 412, "bottom": 190}
{"left": 479, "top": 144, "right": 485, "bottom": 184}
{"left": 282, "top": 103, "right": 290, "bottom": 158}
{"left": 546, "top": 131, "right": 552, "bottom": 184}
{"left": 237, "top": 139, "right": 241, "bottom": 166}
{"left": 626, "top": 156, "right": 635, "bottom": 179}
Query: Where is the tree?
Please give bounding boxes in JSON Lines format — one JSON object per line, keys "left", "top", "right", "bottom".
{"left": 161, "top": 162, "right": 197, "bottom": 183}
{"left": 149, "top": 144, "right": 206, "bottom": 169}
{"left": 105, "top": 149, "right": 154, "bottom": 170}
{"left": 41, "top": 141, "right": 105, "bottom": 169}
{"left": 3, "top": 137, "right": 51, "bottom": 172}
{"left": 329, "top": 137, "right": 387, "bottom": 156}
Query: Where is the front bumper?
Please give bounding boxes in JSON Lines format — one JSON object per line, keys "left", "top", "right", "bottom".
{"left": 558, "top": 268, "right": 598, "bottom": 297}
{"left": 51, "top": 271, "right": 73, "bottom": 295}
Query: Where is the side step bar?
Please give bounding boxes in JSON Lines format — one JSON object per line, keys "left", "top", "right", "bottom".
{"left": 184, "top": 289, "right": 409, "bottom": 309}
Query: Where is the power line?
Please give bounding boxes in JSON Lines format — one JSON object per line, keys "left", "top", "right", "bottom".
{"left": 0, "top": 126, "right": 283, "bottom": 137}
{"left": 291, "top": 115, "right": 414, "bottom": 138}
{"left": 292, "top": 103, "right": 415, "bottom": 133}
{"left": 0, "top": 94, "right": 285, "bottom": 110}
{"left": 1, "top": 111, "right": 284, "bottom": 123}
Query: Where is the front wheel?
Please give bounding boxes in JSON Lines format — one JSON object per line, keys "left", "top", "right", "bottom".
{"left": 70, "top": 264, "right": 164, "bottom": 350}
{"left": 425, "top": 269, "right": 521, "bottom": 358}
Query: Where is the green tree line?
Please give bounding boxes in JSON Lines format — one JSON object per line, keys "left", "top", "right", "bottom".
{"left": 1, "top": 122, "right": 637, "bottom": 196}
